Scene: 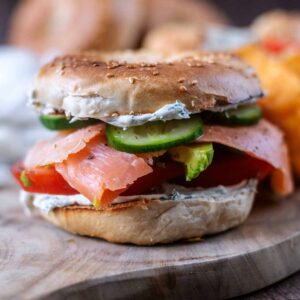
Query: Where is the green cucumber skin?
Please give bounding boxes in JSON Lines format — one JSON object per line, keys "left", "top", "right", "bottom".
{"left": 106, "top": 118, "right": 203, "bottom": 154}
{"left": 39, "top": 115, "right": 100, "bottom": 131}
{"left": 107, "top": 127, "right": 203, "bottom": 153}
{"left": 217, "top": 105, "right": 262, "bottom": 126}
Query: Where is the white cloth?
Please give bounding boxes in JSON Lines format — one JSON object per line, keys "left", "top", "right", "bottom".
{"left": 0, "top": 47, "right": 53, "bottom": 186}
{"left": 203, "top": 26, "right": 254, "bottom": 51}
{"left": 0, "top": 47, "right": 39, "bottom": 162}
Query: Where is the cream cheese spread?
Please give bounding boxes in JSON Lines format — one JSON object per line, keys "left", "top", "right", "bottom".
{"left": 20, "top": 180, "right": 257, "bottom": 214}
{"left": 33, "top": 194, "right": 91, "bottom": 213}
{"left": 29, "top": 94, "right": 257, "bottom": 128}
{"left": 29, "top": 98, "right": 191, "bottom": 128}
{"left": 101, "top": 101, "right": 190, "bottom": 127}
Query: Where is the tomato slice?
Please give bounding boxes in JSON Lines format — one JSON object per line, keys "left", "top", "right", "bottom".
{"left": 185, "top": 152, "right": 273, "bottom": 188}
{"left": 11, "top": 162, "right": 78, "bottom": 195}
{"left": 125, "top": 152, "right": 273, "bottom": 195}
{"left": 123, "top": 162, "right": 184, "bottom": 196}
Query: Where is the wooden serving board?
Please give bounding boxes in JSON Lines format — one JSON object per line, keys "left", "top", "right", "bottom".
{"left": 1, "top": 188, "right": 300, "bottom": 300}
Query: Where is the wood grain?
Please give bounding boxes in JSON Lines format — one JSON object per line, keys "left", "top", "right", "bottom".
{"left": 0, "top": 188, "right": 300, "bottom": 300}
{"left": 241, "top": 270, "right": 300, "bottom": 299}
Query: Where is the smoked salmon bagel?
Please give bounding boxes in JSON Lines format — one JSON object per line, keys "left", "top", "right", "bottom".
{"left": 252, "top": 10, "right": 300, "bottom": 44}
{"left": 251, "top": 10, "right": 300, "bottom": 54}
{"left": 13, "top": 51, "right": 293, "bottom": 245}
{"left": 8, "top": 0, "right": 146, "bottom": 53}
{"left": 8, "top": 0, "right": 227, "bottom": 54}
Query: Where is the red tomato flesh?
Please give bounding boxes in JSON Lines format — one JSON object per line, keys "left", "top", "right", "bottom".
{"left": 123, "top": 161, "right": 184, "bottom": 195}
{"left": 124, "top": 152, "right": 273, "bottom": 195}
{"left": 11, "top": 162, "right": 78, "bottom": 195}
{"left": 184, "top": 152, "right": 273, "bottom": 188}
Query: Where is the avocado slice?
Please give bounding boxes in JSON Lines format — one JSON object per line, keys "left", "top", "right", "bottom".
{"left": 169, "top": 143, "right": 214, "bottom": 181}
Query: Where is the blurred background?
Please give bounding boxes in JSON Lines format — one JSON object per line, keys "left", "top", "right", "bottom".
{"left": 1, "top": 0, "right": 300, "bottom": 42}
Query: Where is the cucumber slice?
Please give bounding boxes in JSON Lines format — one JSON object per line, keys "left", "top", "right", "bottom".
{"left": 217, "top": 105, "right": 262, "bottom": 126}
{"left": 169, "top": 143, "right": 214, "bottom": 181}
{"left": 106, "top": 117, "right": 203, "bottom": 153}
{"left": 39, "top": 114, "right": 100, "bottom": 131}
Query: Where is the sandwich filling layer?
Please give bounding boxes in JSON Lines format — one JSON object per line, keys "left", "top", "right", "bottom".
{"left": 13, "top": 107, "right": 293, "bottom": 209}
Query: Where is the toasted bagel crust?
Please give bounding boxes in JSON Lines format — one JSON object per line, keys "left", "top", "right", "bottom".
{"left": 31, "top": 51, "right": 262, "bottom": 119}
{"left": 41, "top": 181, "right": 257, "bottom": 245}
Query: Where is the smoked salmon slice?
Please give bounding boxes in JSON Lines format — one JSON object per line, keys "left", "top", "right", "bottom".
{"left": 55, "top": 138, "right": 153, "bottom": 207}
{"left": 197, "top": 119, "right": 294, "bottom": 196}
{"left": 24, "top": 124, "right": 105, "bottom": 168}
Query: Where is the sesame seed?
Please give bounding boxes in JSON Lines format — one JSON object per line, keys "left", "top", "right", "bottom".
{"left": 152, "top": 71, "right": 159, "bottom": 76}
{"left": 107, "top": 61, "right": 120, "bottom": 69}
{"left": 106, "top": 73, "right": 115, "bottom": 78}
{"left": 56, "top": 64, "right": 65, "bottom": 74}
{"left": 87, "top": 154, "right": 95, "bottom": 160}
{"left": 129, "top": 77, "right": 136, "bottom": 84}
{"left": 177, "top": 77, "right": 185, "bottom": 83}
{"left": 179, "top": 86, "right": 187, "bottom": 92}
{"left": 71, "top": 84, "right": 79, "bottom": 92}
{"left": 129, "top": 111, "right": 134, "bottom": 115}
{"left": 190, "top": 80, "right": 197, "bottom": 86}
{"left": 112, "top": 112, "right": 119, "bottom": 117}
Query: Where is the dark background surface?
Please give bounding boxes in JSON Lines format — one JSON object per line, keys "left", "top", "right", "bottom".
{"left": 213, "top": 0, "right": 300, "bottom": 25}
{"left": 1, "top": 0, "right": 300, "bottom": 43}
{"left": 1, "top": 0, "right": 300, "bottom": 299}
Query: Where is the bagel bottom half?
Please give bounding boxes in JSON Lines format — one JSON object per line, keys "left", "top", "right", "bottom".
{"left": 40, "top": 180, "right": 257, "bottom": 245}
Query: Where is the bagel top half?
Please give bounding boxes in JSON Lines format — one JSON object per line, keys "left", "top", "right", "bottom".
{"left": 30, "top": 51, "right": 263, "bottom": 120}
